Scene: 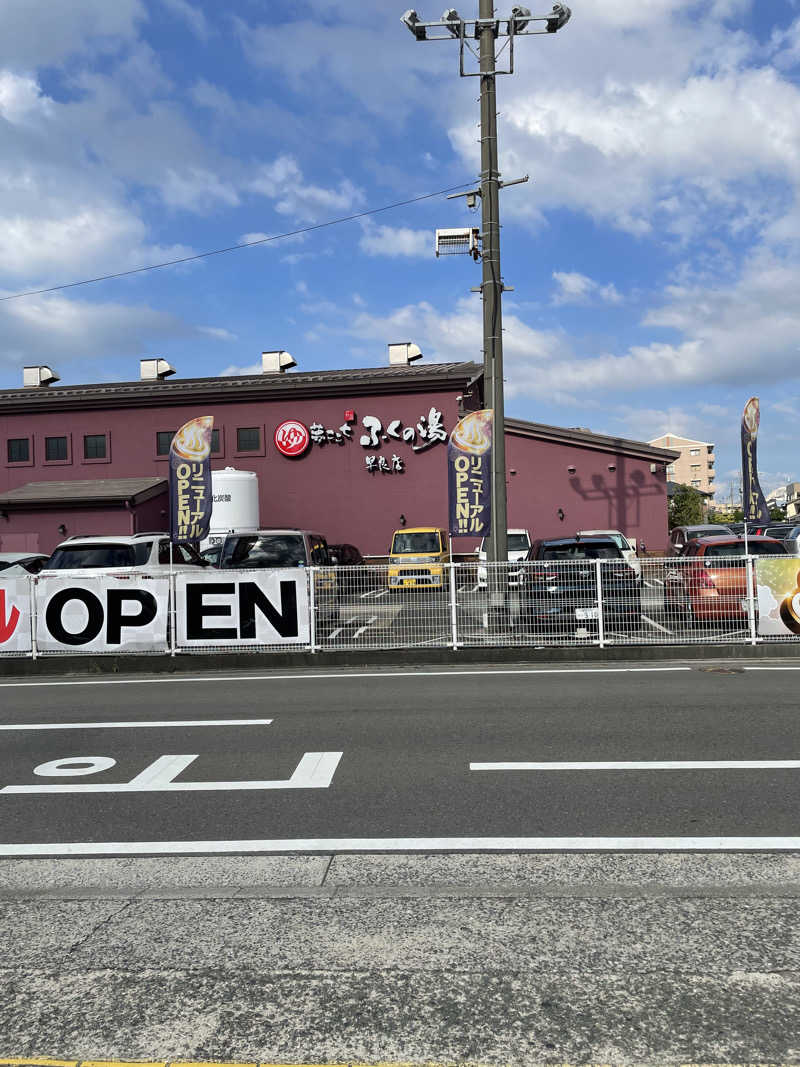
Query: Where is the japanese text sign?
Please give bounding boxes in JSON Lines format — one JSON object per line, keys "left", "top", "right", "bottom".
{"left": 169, "top": 415, "right": 214, "bottom": 543}
{"left": 448, "top": 409, "right": 493, "bottom": 537}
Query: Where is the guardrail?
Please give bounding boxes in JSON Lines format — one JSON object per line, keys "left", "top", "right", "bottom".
{"left": 1, "top": 556, "right": 799, "bottom": 657}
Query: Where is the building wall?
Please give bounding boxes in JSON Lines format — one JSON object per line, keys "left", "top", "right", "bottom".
{"left": 505, "top": 434, "right": 669, "bottom": 550}
{"left": 2, "top": 384, "right": 671, "bottom": 555}
{"left": 649, "top": 434, "right": 716, "bottom": 500}
{"left": 0, "top": 506, "right": 133, "bottom": 553}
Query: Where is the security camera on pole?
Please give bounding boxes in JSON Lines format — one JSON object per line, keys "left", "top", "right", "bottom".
{"left": 402, "top": 2, "right": 571, "bottom": 625}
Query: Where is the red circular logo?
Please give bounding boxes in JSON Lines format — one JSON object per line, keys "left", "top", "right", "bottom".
{"left": 274, "top": 419, "right": 310, "bottom": 458}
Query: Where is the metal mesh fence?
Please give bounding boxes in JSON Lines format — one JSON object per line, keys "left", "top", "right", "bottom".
{"left": 2, "top": 557, "right": 800, "bottom": 657}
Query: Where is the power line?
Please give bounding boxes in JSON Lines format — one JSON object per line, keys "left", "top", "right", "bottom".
{"left": 0, "top": 181, "right": 474, "bottom": 303}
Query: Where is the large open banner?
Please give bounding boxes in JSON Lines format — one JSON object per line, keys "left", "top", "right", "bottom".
{"left": 756, "top": 558, "right": 800, "bottom": 637}
{"left": 0, "top": 577, "right": 32, "bottom": 655}
{"left": 175, "top": 571, "right": 310, "bottom": 648}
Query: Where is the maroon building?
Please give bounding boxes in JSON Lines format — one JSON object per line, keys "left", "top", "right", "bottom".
{"left": 0, "top": 358, "right": 677, "bottom": 555}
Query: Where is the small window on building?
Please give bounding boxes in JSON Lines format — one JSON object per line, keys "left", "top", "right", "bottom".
{"left": 45, "top": 436, "right": 68, "bottom": 462}
{"left": 211, "top": 428, "right": 221, "bottom": 454}
{"left": 691, "top": 479, "right": 701, "bottom": 486}
{"left": 157, "top": 430, "right": 176, "bottom": 456}
{"left": 237, "top": 427, "right": 260, "bottom": 452}
{"left": 84, "top": 434, "right": 107, "bottom": 460}
{"left": 667, "top": 464, "right": 675, "bottom": 474}
{"left": 691, "top": 463, "right": 700, "bottom": 470}
{"left": 7, "top": 438, "right": 29, "bottom": 463}
{"left": 689, "top": 448, "right": 701, "bottom": 456}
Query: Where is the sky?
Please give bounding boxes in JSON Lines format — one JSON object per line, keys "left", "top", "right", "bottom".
{"left": 1, "top": 0, "right": 800, "bottom": 504}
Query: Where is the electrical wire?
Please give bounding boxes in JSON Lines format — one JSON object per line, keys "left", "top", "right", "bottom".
{"left": 0, "top": 181, "right": 475, "bottom": 303}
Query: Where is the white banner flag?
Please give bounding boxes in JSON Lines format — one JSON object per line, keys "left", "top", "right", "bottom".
{"left": 176, "top": 570, "right": 310, "bottom": 648}
{"left": 0, "top": 577, "right": 33, "bottom": 654}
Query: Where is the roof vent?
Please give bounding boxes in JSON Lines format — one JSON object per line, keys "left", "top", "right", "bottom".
{"left": 140, "top": 358, "right": 176, "bottom": 381}
{"left": 388, "top": 342, "right": 423, "bottom": 366}
{"left": 23, "top": 365, "right": 60, "bottom": 388}
{"left": 261, "top": 350, "right": 297, "bottom": 374}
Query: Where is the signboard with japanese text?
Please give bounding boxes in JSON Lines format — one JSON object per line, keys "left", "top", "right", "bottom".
{"left": 447, "top": 409, "right": 493, "bottom": 537}
{"left": 0, "top": 577, "right": 32, "bottom": 654}
{"left": 35, "top": 576, "right": 169, "bottom": 653}
{"left": 756, "top": 557, "right": 800, "bottom": 637}
{"left": 741, "top": 397, "right": 769, "bottom": 524}
{"left": 271, "top": 407, "right": 449, "bottom": 474}
{"left": 169, "top": 416, "right": 214, "bottom": 543}
{"left": 175, "top": 571, "right": 310, "bottom": 648}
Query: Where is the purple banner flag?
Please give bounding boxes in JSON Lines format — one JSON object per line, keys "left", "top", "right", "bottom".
{"left": 448, "top": 409, "right": 493, "bottom": 537}
{"left": 741, "top": 397, "right": 769, "bottom": 524}
{"left": 169, "top": 416, "right": 214, "bottom": 543}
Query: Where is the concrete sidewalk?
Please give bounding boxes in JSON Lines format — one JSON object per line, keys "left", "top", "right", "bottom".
{"left": 1, "top": 854, "right": 798, "bottom": 1063}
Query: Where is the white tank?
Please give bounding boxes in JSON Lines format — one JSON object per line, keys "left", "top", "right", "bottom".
{"left": 201, "top": 467, "right": 259, "bottom": 550}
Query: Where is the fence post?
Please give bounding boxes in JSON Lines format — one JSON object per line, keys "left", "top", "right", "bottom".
{"left": 308, "top": 566, "right": 317, "bottom": 653}
{"left": 169, "top": 573, "right": 176, "bottom": 657}
{"left": 746, "top": 555, "right": 757, "bottom": 646}
{"left": 30, "top": 575, "right": 38, "bottom": 662}
{"left": 595, "top": 558, "right": 605, "bottom": 648}
{"left": 449, "top": 562, "right": 459, "bottom": 649}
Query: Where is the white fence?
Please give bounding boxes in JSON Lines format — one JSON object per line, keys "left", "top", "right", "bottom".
{"left": 1, "top": 557, "right": 800, "bottom": 657}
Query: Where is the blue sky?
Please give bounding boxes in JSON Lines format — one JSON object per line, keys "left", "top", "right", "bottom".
{"left": 1, "top": 0, "right": 800, "bottom": 503}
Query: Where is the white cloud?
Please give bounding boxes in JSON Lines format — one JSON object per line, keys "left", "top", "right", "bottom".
{"left": 248, "top": 155, "right": 364, "bottom": 222}
{"left": 0, "top": 294, "right": 197, "bottom": 368}
{"left": 220, "top": 361, "right": 262, "bottom": 377}
{"left": 158, "top": 0, "right": 209, "bottom": 41}
{"left": 160, "top": 167, "right": 240, "bottom": 211}
{"left": 0, "top": 72, "right": 52, "bottom": 124}
{"left": 0, "top": 0, "right": 144, "bottom": 68}
{"left": 197, "top": 326, "right": 236, "bottom": 342}
{"left": 552, "top": 271, "right": 622, "bottom": 305}
{"left": 359, "top": 224, "right": 431, "bottom": 258}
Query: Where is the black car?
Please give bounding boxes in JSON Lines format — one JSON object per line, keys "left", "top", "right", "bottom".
{"left": 328, "top": 543, "right": 365, "bottom": 566}
{"left": 521, "top": 536, "right": 641, "bottom": 635}
{"left": 328, "top": 543, "right": 370, "bottom": 594}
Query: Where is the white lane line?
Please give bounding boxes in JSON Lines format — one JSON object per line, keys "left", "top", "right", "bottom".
{"left": 471, "top": 760, "right": 800, "bottom": 771}
{"left": 1, "top": 835, "right": 799, "bottom": 856}
{"left": 745, "top": 666, "right": 800, "bottom": 670}
{"left": 353, "top": 616, "right": 378, "bottom": 639}
{"left": 0, "top": 718, "right": 274, "bottom": 731}
{"left": 0, "top": 667, "right": 694, "bottom": 688}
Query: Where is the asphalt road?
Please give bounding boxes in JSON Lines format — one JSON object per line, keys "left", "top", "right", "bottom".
{"left": 1, "top": 662, "right": 799, "bottom": 1061}
{"left": 1, "top": 662, "right": 800, "bottom": 851}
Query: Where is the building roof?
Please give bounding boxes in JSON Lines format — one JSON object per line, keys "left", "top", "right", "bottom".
{"left": 648, "top": 433, "right": 714, "bottom": 447}
{"left": 506, "top": 418, "right": 679, "bottom": 463}
{"left": 0, "top": 477, "right": 167, "bottom": 509}
{"left": 666, "top": 480, "right": 715, "bottom": 499}
{"left": 0, "top": 362, "right": 483, "bottom": 414}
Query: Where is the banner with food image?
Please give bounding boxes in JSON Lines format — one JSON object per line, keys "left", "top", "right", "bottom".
{"left": 169, "top": 416, "right": 214, "bottom": 544}
{"left": 756, "top": 557, "right": 800, "bottom": 637}
{"left": 448, "top": 409, "right": 493, "bottom": 537}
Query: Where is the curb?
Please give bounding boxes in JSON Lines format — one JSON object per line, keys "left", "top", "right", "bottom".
{"left": 2, "top": 641, "right": 800, "bottom": 677}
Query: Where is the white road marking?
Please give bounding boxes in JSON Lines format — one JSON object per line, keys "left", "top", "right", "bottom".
{"left": 471, "top": 759, "right": 800, "bottom": 771}
{"left": 0, "top": 667, "right": 695, "bottom": 688}
{"left": 642, "top": 614, "right": 672, "bottom": 634}
{"left": 0, "top": 835, "right": 799, "bottom": 856}
{"left": 0, "top": 718, "right": 274, "bottom": 731}
{"left": 0, "top": 751, "right": 342, "bottom": 795}
{"left": 353, "top": 616, "right": 378, "bottom": 638}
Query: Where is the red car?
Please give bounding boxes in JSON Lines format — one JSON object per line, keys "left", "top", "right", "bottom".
{"left": 664, "top": 535, "right": 787, "bottom": 622}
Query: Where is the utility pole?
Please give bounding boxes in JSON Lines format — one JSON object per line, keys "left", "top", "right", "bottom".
{"left": 401, "top": 3, "right": 571, "bottom": 616}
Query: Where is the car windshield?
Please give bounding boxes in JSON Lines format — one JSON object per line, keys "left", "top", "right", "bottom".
{"left": 46, "top": 544, "right": 148, "bottom": 569}
{"left": 705, "top": 541, "right": 787, "bottom": 558}
{"left": 686, "top": 528, "right": 727, "bottom": 540}
{"left": 392, "top": 532, "right": 440, "bottom": 554}
{"left": 221, "top": 534, "right": 306, "bottom": 568}
{"left": 541, "top": 542, "right": 621, "bottom": 560}
{"left": 507, "top": 534, "right": 530, "bottom": 552}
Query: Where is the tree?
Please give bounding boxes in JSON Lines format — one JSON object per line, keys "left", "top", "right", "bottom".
{"left": 669, "top": 483, "right": 705, "bottom": 528}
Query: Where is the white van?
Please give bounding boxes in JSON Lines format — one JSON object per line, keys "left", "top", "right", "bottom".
{"left": 477, "top": 529, "right": 532, "bottom": 587}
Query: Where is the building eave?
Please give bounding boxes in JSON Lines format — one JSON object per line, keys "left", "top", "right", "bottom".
{"left": 506, "top": 418, "right": 680, "bottom": 463}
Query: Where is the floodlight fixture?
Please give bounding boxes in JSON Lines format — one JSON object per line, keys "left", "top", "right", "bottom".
{"left": 546, "top": 2, "right": 571, "bottom": 32}
{"left": 401, "top": 9, "right": 427, "bottom": 39}
{"left": 441, "top": 7, "right": 464, "bottom": 36}
{"left": 508, "top": 5, "right": 531, "bottom": 33}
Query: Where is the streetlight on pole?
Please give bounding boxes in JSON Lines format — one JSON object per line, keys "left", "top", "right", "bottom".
{"left": 401, "top": 3, "right": 571, "bottom": 618}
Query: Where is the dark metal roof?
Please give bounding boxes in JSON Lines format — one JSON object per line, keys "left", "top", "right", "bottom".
{"left": 0, "top": 362, "right": 483, "bottom": 414}
{"left": 666, "top": 480, "right": 715, "bottom": 499}
{"left": 505, "top": 417, "right": 680, "bottom": 463}
{"left": 0, "top": 477, "right": 167, "bottom": 509}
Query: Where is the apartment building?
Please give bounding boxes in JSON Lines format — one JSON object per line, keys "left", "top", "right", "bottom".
{"left": 648, "top": 433, "right": 716, "bottom": 500}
